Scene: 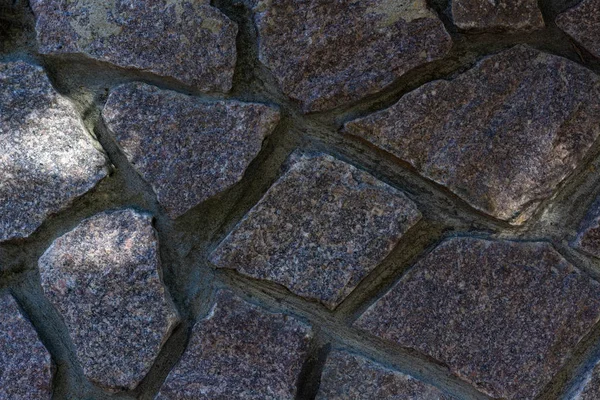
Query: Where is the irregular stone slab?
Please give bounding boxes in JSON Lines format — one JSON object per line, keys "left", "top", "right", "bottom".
{"left": 0, "top": 61, "right": 107, "bottom": 242}
{"left": 210, "top": 152, "right": 421, "bottom": 309}
{"left": 355, "top": 238, "right": 600, "bottom": 400}
{"left": 38, "top": 209, "right": 178, "bottom": 390}
{"left": 253, "top": 0, "right": 452, "bottom": 112}
{"left": 573, "top": 196, "right": 600, "bottom": 258}
{"left": 156, "top": 289, "right": 311, "bottom": 399}
{"left": 556, "top": 0, "right": 600, "bottom": 59}
{"left": 452, "top": 0, "right": 544, "bottom": 32}
{"left": 102, "top": 82, "right": 280, "bottom": 218}
{"left": 0, "top": 293, "right": 53, "bottom": 400}
{"left": 317, "top": 350, "right": 453, "bottom": 400}
{"left": 31, "top": 0, "right": 237, "bottom": 92}
{"left": 345, "top": 46, "right": 600, "bottom": 224}
{"left": 577, "top": 360, "right": 600, "bottom": 399}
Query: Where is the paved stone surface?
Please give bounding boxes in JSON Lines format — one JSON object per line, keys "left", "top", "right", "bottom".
{"left": 252, "top": 0, "right": 452, "bottom": 112}
{"left": 31, "top": 0, "right": 237, "bottom": 92}
{"left": 0, "top": 293, "right": 53, "bottom": 400}
{"left": 156, "top": 289, "right": 311, "bottom": 400}
{"left": 452, "top": 0, "right": 544, "bottom": 32}
{"left": 345, "top": 45, "right": 600, "bottom": 224}
{"left": 38, "top": 209, "right": 179, "bottom": 390}
{"left": 102, "top": 82, "right": 280, "bottom": 218}
{"left": 355, "top": 238, "right": 600, "bottom": 399}
{"left": 557, "top": 0, "right": 600, "bottom": 59}
{"left": 210, "top": 152, "right": 421, "bottom": 309}
{"left": 0, "top": 61, "right": 108, "bottom": 242}
{"left": 573, "top": 196, "right": 600, "bottom": 258}
{"left": 317, "top": 350, "right": 453, "bottom": 400}
{"left": 578, "top": 360, "right": 600, "bottom": 399}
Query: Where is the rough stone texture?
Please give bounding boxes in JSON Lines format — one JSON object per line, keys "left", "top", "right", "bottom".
{"left": 451, "top": 0, "right": 544, "bottom": 32}
{"left": 38, "top": 209, "right": 179, "bottom": 390}
{"left": 0, "top": 61, "right": 108, "bottom": 242}
{"left": 102, "top": 82, "right": 280, "bottom": 218}
{"left": 577, "top": 360, "right": 600, "bottom": 399}
{"left": 573, "top": 196, "right": 600, "bottom": 258}
{"left": 345, "top": 45, "right": 600, "bottom": 224}
{"left": 210, "top": 152, "right": 421, "bottom": 309}
{"left": 0, "top": 293, "right": 53, "bottom": 400}
{"left": 30, "top": 0, "right": 237, "bottom": 92}
{"left": 355, "top": 238, "right": 600, "bottom": 400}
{"left": 253, "top": 0, "right": 452, "bottom": 112}
{"left": 557, "top": 0, "right": 600, "bottom": 59}
{"left": 316, "top": 350, "right": 453, "bottom": 400}
{"left": 156, "top": 289, "right": 311, "bottom": 400}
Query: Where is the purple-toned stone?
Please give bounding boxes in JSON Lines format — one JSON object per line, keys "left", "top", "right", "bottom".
{"left": 345, "top": 45, "right": 600, "bottom": 224}
{"left": 355, "top": 238, "right": 600, "bottom": 399}
{"left": 0, "top": 61, "right": 108, "bottom": 242}
{"left": 253, "top": 0, "right": 452, "bottom": 112}
{"left": 573, "top": 196, "right": 600, "bottom": 258}
{"left": 0, "top": 293, "right": 53, "bottom": 400}
{"left": 557, "top": 0, "right": 600, "bottom": 59}
{"left": 31, "top": 0, "right": 237, "bottom": 92}
{"left": 156, "top": 289, "right": 311, "bottom": 400}
{"left": 38, "top": 209, "right": 179, "bottom": 390}
{"left": 210, "top": 152, "right": 421, "bottom": 309}
{"left": 452, "top": 0, "right": 544, "bottom": 32}
{"left": 102, "top": 82, "right": 280, "bottom": 218}
{"left": 577, "top": 360, "right": 600, "bottom": 399}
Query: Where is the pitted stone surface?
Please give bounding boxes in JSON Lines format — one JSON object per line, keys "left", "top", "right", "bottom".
{"left": 38, "top": 209, "right": 178, "bottom": 390}
{"left": 557, "top": 0, "right": 600, "bottom": 59}
{"left": 252, "top": 0, "right": 452, "bottom": 112}
{"left": 452, "top": 0, "right": 544, "bottom": 32}
{"left": 0, "top": 293, "right": 52, "bottom": 400}
{"left": 578, "top": 360, "right": 600, "bottom": 399}
{"left": 316, "top": 350, "right": 453, "bottom": 400}
{"left": 345, "top": 46, "right": 600, "bottom": 224}
{"left": 156, "top": 289, "right": 311, "bottom": 400}
{"left": 210, "top": 152, "right": 421, "bottom": 309}
{"left": 102, "top": 82, "right": 280, "bottom": 218}
{"left": 573, "top": 197, "right": 600, "bottom": 258}
{"left": 355, "top": 238, "right": 600, "bottom": 400}
{"left": 31, "top": 0, "right": 237, "bottom": 92}
{"left": 0, "top": 61, "right": 108, "bottom": 242}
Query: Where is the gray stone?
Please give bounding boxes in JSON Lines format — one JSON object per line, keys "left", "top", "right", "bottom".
{"left": 210, "top": 152, "right": 421, "bottom": 309}
{"left": 102, "top": 82, "right": 280, "bottom": 218}
{"left": 577, "top": 360, "right": 600, "bottom": 399}
{"left": 573, "top": 196, "right": 600, "bottom": 258}
{"left": 0, "top": 293, "right": 53, "bottom": 400}
{"left": 156, "top": 289, "right": 311, "bottom": 400}
{"left": 0, "top": 61, "right": 108, "bottom": 242}
{"left": 253, "top": 0, "right": 452, "bottom": 112}
{"left": 345, "top": 45, "right": 600, "bottom": 224}
{"left": 557, "top": 0, "right": 600, "bottom": 60}
{"left": 38, "top": 209, "right": 179, "bottom": 390}
{"left": 452, "top": 0, "right": 544, "bottom": 32}
{"left": 316, "top": 350, "right": 453, "bottom": 400}
{"left": 31, "top": 0, "right": 237, "bottom": 92}
{"left": 355, "top": 238, "right": 600, "bottom": 400}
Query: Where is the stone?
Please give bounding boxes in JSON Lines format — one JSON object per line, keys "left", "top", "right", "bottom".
{"left": 355, "top": 238, "right": 600, "bottom": 400}
{"left": 345, "top": 45, "right": 600, "bottom": 224}
{"left": 156, "top": 289, "right": 311, "bottom": 399}
{"left": 38, "top": 209, "right": 179, "bottom": 390}
{"left": 316, "top": 350, "right": 453, "bottom": 400}
{"left": 556, "top": 0, "right": 600, "bottom": 59}
{"left": 102, "top": 82, "right": 280, "bottom": 218}
{"left": 252, "top": 0, "right": 452, "bottom": 112}
{"left": 0, "top": 61, "right": 108, "bottom": 242}
{"left": 573, "top": 196, "right": 600, "bottom": 258}
{"left": 451, "top": 0, "right": 543, "bottom": 32}
{"left": 210, "top": 152, "right": 421, "bottom": 309}
{"left": 30, "top": 0, "right": 237, "bottom": 92}
{"left": 577, "top": 360, "right": 600, "bottom": 399}
{"left": 0, "top": 293, "right": 53, "bottom": 400}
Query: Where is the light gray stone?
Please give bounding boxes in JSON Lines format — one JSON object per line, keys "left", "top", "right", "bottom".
{"left": 577, "top": 360, "right": 600, "bottom": 400}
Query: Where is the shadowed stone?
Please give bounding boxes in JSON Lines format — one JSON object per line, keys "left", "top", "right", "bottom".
{"left": 452, "top": 0, "right": 544, "bottom": 32}
{"left": 556, "top": 0, "right": 600, "bottom": 59}
{"left": 252, "top": 0, "right": 452, "bottom": 112}
{"left": 345, "top": 45, "right": 600, "bottom": 224}
{"left": 316, "top": 350, "right": 453, "bottom": 400}
{"left": 156, "top": 289, "right": 311, "bottom": 400}
{"left": 38, "top": 209, "right": 179, "bottom": 390}
{"left": 577, "top": 360, "right": 600, "bottom": 399}
{"left": 0, "top": 61, "right": 108, "bottom": 242}
{"left": 210, "top": 152, "right": 421, "bottom": 309}
{"left": 573, "top": 196, "right": 600, "bottom": 258}
{"left": 0, "top": 293, "right": 53, "bottom": 400}
{"left": 355, "top": 238, "right": 600, "bottom": 399}
{"left": 31, "top": 0, "right": 237, "bottom": 92}
{"left": 102, "top": 82, "right": 280, "bottom": 218}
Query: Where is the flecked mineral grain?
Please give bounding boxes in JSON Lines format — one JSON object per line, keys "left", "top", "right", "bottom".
{"left": 556, "top": 0, "right": 600, "bottom": 59}
{"left": 573, "top": 196, "right": 600, "bottom": 258}
{"left": 451, "top": 0, "right": 544, "bottom": 31}
{"left": 578, "top": 360, "right": 600, "bottom": 399}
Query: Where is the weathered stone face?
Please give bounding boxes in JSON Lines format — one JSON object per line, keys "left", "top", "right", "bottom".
{"left": 0, "top": 61, "right": 108, "bottom": 242}
{"left": 0, "top": 293, "right": 53, "bottom": 400}
{"left": 345, "top": 45, "right": 600, "bottom": 224}
{"left": 556, "top": 0, "right": 600, "bottom": 59}
{"left": 38, "top": 209, "right": 179, "bottom": 390}
{"left": 573, "top": 197, "right": 600, "bottom": 258}
{"left": 252, "top": 0, "right": 452, "bottom": 112}
{"left": 30, "top": 0, "right": 237, "bottom": 92}
{"left": 156, "top": 289, "right": 311, "bottom": 399}
{"left": 355, "top": 238, "right": 600, "bottom": 400}
{"left": 210, "top": 152, "right": 421, "bottom": 309}
{"left": 102, "top": 82, "right": 280, "bottom": 218}
{"left": 451, "top": 0, "right": 544, "bottom": 32}
{"left": 578, "top": 360, "right": 600, "bottom": 399}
